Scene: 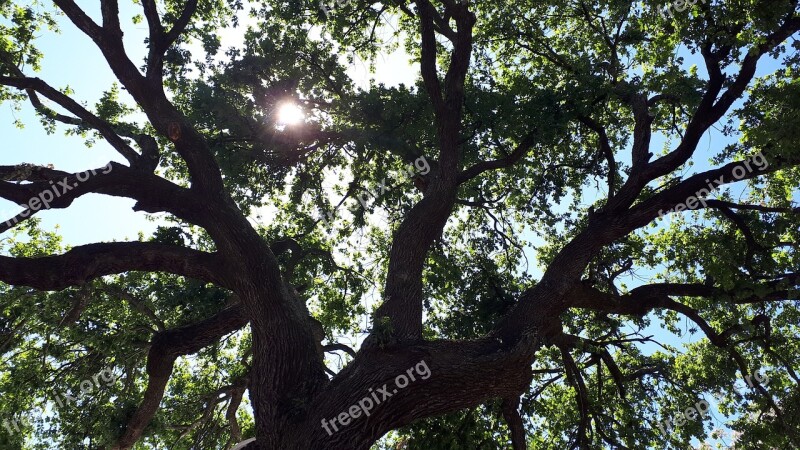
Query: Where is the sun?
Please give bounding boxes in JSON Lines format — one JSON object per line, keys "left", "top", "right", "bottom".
{"left": 276, "top": 102, "right": 305, "bottom": 127}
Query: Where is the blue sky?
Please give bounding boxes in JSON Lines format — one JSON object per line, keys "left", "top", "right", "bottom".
{"left": 0, "top": 1, "right": 157, "bottom": 246}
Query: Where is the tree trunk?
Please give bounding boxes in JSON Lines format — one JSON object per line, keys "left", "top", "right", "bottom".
{"left": 241, "top": 334, "right": 545, "bottom": 449}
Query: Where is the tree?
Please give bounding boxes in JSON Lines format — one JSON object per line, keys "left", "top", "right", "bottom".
{"left": 1, "top": 0, "right": 799, "bottom": 448}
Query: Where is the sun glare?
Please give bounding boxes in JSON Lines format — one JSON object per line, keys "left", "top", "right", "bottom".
{"left": 276, "top": 102, "right": 305, "bottom": 127}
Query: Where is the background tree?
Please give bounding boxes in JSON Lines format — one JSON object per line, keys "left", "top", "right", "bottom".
{"left": 1, "top": 0, "right": 799, "bottom": 449}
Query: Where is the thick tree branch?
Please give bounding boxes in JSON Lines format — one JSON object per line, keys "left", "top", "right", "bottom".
{"left": 415, "top": 0, "right": 445, "bottom": 117}
{"left": 578, "top": 115, "right": 616, "bottom": 197}
{"left": 163, "top": 0, "right": 199, "bottom": 52}
{"left": 624, "top": 152, "right": 800, "bottom": 232}
{"left": 113, "top": 304, "right": 248, "bottom": 450}
{"left": 141, "top": 0, "right": 166, "bottom": 78}
{"left": 501, "top": 397, "right": 527, "bottom": 450}
{"left": 143, "top": 0, "right": 199, "bottom": 79}
{"left": 226, "top": 385, "right": 246, "bottom": 447}
{"left": 369, "top": 0, "right": 477, "bottom": 342}
{"left": 305, "top": 336, "right": 540, "bottom": 448}
{"left": 558, "top": 344, "right": 590, "bottom": 449}
{"left": 323, "top": 343, "right": 357, "bottom": 358}
{"left": 570, "top": 274, "right": 800, "bottom": 319}
{"left": 51, "top": 0, "right": 105, "bottom": 42}
{"left": 703, "top": 199, "right": 800, "bottom": 215}
{"left": 0, "top": 162, "right": 208, "bottom": 230}
{"left": 707, "top": 201, "right": 763, "bottom": 273}
{"left": 458, "top": 132, "right": 537, "bottom": 183}
{"left": 0, "top": 242, "right": 230, "bottom": 291}
{"left": 629, "top": 94, "right": 653, "bottom": 171}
